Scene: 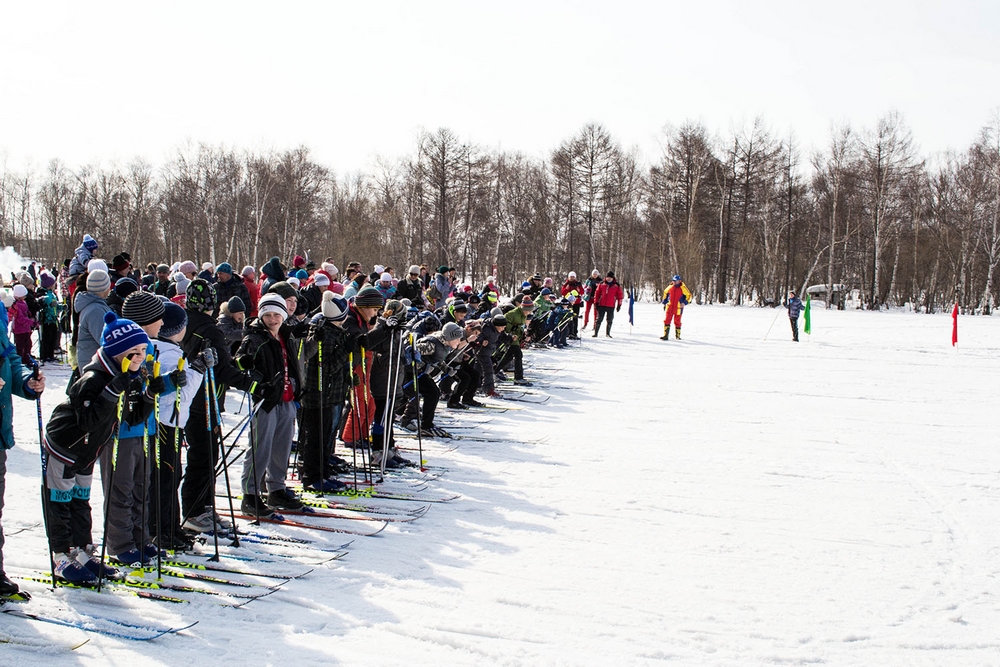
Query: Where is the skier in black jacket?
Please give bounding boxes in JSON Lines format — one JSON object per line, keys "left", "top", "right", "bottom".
{"left": 297, "top": 292, "right": 352, "bottom": 491}
{"left": 43, "top": 313, "right": 153, "bottom": 583}
{"left": 237, "top": 293, "right": 304, "bottom": 516}
{"left": 179, "top": 279, "right": 251, "bottom": 533}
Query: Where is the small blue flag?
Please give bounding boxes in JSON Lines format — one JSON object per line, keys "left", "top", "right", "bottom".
{"left": 628, "top": 288, "right": 635, "bottom": 326}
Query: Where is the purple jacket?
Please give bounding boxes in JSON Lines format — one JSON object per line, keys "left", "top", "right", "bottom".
{"left": 9, "top": 300, "right": 34, "bottom": 335}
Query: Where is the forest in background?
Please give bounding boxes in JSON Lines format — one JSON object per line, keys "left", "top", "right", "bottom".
{"left": 3, "top": 111, "right": 1000, "bottom": 313}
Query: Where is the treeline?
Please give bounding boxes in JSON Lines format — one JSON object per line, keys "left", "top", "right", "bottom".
{"left": 3, "top": 112, "right": 1000, "bottom": 313}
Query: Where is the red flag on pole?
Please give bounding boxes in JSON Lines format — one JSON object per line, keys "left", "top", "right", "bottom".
{"left": 951, "top": 303, "right": 959, "bottom": 346}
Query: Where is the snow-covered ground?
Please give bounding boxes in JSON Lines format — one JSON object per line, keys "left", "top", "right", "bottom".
{"left": 2, "top": 302, "right": 999, "bottom": 665}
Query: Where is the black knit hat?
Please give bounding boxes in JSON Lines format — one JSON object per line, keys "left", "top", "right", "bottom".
{"left": 114, "top": 277, "right": 139, "bottom": 299}
{"left": 185, "top": 278, "right": 217, "bottom": 313}
{"left": 227, "top": 296, "right": 246, "bottom": 313}
{"left": 268, "top": 281, "right": 297, "bottom": 301}
{"left": 354, "top": 286, "right": 385, "bottom": 308}
{"left": 122, "top": 290, "right": 165, "bottom": 326}
{"left": 492, "top": 314, "right": 507, "bottom": 328}
{"left": 261, "top": 256, "right": 284, "bottom": 280}
{"left": 159, "top": 301, "right": 188, "bottom": 338}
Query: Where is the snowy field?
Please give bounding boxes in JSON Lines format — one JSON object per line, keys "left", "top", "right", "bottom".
{"left": 2, "top": 302, "right": 1000, "bottom": 665}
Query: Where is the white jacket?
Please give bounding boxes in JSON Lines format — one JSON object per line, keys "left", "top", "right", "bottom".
{"left": 152, "top": 339, "right": 204, "bottom": 428}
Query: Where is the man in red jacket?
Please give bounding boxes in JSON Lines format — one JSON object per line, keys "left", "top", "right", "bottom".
{"left": 592, "top": 271, "right": 624, "bottom": 338}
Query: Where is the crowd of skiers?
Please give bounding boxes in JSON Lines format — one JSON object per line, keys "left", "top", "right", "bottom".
{"left": 0, "top": 234, "right": 631, "bottom": 593}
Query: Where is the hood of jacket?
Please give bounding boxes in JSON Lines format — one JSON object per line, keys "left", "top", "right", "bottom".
{"left": 74, "top": 289, "right": 109, "bottom": 314}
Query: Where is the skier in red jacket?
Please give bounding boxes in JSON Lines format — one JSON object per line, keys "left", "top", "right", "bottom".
{"left": 591, "top": 271, "right": 624, "bottom": 338}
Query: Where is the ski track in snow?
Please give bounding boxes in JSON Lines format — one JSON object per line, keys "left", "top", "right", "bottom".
{"left": 2, "top": 303, "right": 1000, "bottom": 665}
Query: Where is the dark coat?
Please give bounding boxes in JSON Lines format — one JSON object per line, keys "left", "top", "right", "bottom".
{"left": 367, "top": 318, "right": 401, "bottom": 400}
{"left": 394, "top": 277, "right": 426, "bottom": 309}
{"left": 44, "top": 348, "right": 153, "bottom": 468}
{"left": 298, "top": 285, "right": 324, "bottom": 315}
{"left": 182, "top": 308, "right": 250, "bottom": 413}
{"left": 298, "top": 315, "right": 352, "bottom": 409}
{"left": 214, "top": 276, "right": 250, "bottom": 309}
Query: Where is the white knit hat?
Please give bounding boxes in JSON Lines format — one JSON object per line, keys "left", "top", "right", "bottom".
{"left": 313, "top": 273, "right": 331, "bottom": 287}
{"left": 321, "top": 291, "right": 348, "bottom": 322}
{"left": 257, "top": 293, "right": 288, "bottom": 321}
{"left": 88, "top": 258, "right": 109, "bottom": 274}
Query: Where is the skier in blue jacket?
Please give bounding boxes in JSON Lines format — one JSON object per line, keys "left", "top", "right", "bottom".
{"left": 787, "top": 291, "right": 805, "bottom": 342}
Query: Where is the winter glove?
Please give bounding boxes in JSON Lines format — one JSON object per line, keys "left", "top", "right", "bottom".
{"left": 248, "top": 371, "right": 267, "bottom": 400}
{"left": 188, "top": 348, "right": 218, "bottom": 374}
{"left": 352, "top": 373, "right": 361, "bottom": 386}
{"left": 106, "top": 372, "right": 132, "bottom": 397}
{"left": 616, "top": 303, "right": 621, "bottom": 312}
{"left": 384, "top": 316, "right": 401, "bottom": 329}
{"left": 168, "top": 367, "right": 188, "bottom": 388}
{"left": 147, "top": 375, "right": 167, "bottom": 395}
{"left": 234, "top": 354, "right": 254, "bottom": 372}
{"left": 263, "top": 381, "right": 284, "bottom": 404}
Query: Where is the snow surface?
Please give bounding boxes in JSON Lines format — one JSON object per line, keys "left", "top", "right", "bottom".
{"left": 2, "top": 302, "right": 1000, "bottom": 665}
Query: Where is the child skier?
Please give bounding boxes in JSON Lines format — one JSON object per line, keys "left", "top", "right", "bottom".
{"left": 297, "top": 292, "right": 352, "bottom": 492}
{"left": 399, "top": 321, "right": 465, "bottom": 436}
{"left": 238, "top": 293, "right": 304, "bottom": 517}
{"left": 36, "top": 272, "right": 60, "bottom": 362}
{"left": 42, "top": 312, "right": 155, "bottom": 583}
{"left": 9, "top": 285, "right": 36, "bottom": 363}
{"left": 100, "top": 292, "right": 168, "bottom": 566}
{"left": 150, "top": 302, "right": 208, "bottom": 549}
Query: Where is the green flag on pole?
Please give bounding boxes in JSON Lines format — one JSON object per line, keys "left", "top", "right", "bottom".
{"left": 804, "top": 295, "right": 811, "bottom": 335}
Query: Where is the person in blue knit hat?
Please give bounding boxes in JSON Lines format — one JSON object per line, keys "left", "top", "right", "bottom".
{"left": 42, "top": 311, "right": 156, "bottom": 584}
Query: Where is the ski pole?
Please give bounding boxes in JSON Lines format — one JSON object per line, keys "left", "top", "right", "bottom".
{"left": 377, "top": 332, "right": 393, "bottom": 479}
{"left": 347, "top": 350, "right": 359, "bottom": 491}
{"left": 216, "top": 400, "right": 263, "bottom": 474}
{"left": 208, "top": 365, "right": 239, "bottom": 550}
{"left": 33, "top": 361, "right": 56, "bottom": 589}
{"left": 202, "top": 369, "right": 220, "bottom": 561}
{"left": 168, "top": 357, "right": 184, "bottom": 556}
{"left": 359, "top": 345, "right": 373, "bottom": 485}
{"left": 245, "top": 388, "right": 263, "bottom": 526}
{"left": 763, "top": 305, "right": 783, "bottom": 341}
{"left": 388, "top": 329, "right": 405, "bottom": 471}
{"left": 98, "top": 355, "right": 131, "bottom": 593}
{"left": 146, "top": 352, "right": 160, "bottom": 581}
{"left": 317, "top": 339, "right": 325, "bottom": 495}
{"left": 411, "top": 333, "right": 424, "bottom": 469}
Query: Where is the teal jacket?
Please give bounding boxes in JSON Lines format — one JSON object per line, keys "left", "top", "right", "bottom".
{"left": 0, "top": 303, "right": 39, "bottom": 449}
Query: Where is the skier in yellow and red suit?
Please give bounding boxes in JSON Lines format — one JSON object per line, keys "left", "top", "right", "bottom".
{"left": 660, "top": 275, "right": 692, "bottom": 340}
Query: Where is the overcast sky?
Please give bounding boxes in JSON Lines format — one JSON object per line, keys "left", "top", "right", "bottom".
{"left": 2, "top": 0, "right": 998, "bottom": 175}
